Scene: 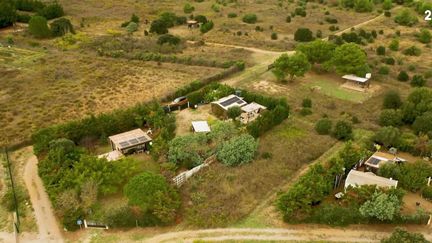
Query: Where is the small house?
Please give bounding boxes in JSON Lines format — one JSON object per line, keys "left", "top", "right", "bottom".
{"left": 191, "top": 121, "right": 211, "bottom": 133}
{"left": 108, "top": 129, "right": 152, "bottom": 155}
{"left": 364, "top": 151, "right": 406, "bottom": 173}
{"left": 211, "top": 94, "right": 247, "bottom": 118}
{"left": 342, "top": 73, "right": 371, "bottom": 89}
{"left": 240, "top": 102, "right": 267, "bottom": 124}
{"left": 344, "top": 170, "right": 398, "bottom": 191}
{"left": 187, "top": 20, "right": 199, "bottom": 28}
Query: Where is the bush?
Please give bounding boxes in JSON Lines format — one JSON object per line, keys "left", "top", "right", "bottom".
{"left": 0, "top": 1, "right": 16, "bottom": 28}
{"left": 247, "top": 105, "right": 290, "bottom": 138}
{"left": 384, "top": 11, "right": 391, "bottom": 17}
{"left": 126, "top": 22, "right": 138, "bottom": 33}
{"left": 315, "top": 118, "right": 333, "bottom": 135}
{"left": 374, "top": 126, "right": 401, "bottom": 147}
{"left": 50, "top": 18, "right": 75, "bottom": 37}
{"left": 227, "top": 106, "right": 242, "bottom": 119}
{"left": 383, "top": 90, "right": 402, "bottom": 109}
{"left": 124, "top": 172, "right": 180, "bottom": 225}
{"left": 397, "top": 71, "right": 409, "bottom": 82}
{"left": 378, "top": 66, "right": 390, "bottom": 75}
{"left": 376, "top": 46, "right": 386, "bottom": 55}
{"left": 216, "top": 134, "right": 258, "bottom": 166}
{"left": 183, "top": 3, "right": 195, "bottom": 13}
{"left": 157, "top": 34, "right": 181, "bottom": 45}
{"left": 150, "top": 19, "right": 168, "bottom": 34}
{"left": 411, "top": 75, "right": 426, "bottom": 87}
{"left": 200, "top": 20, "right": 214, "bottom": 34}
{"left": 38, "top": 3, "right": 64, "bottom": 20}
{"left": 325, "top": 17, "right": 338, "bottom": 24}
{"left": 271, "top": 32, "right": 278, "bottom": 40}
{"left": 286, "top": 16, "right": 291, "bottom": 23}
{"left": 194, "top": 15, "right": 208, "bottom": 24}
{"left": 227, "top": 12, "right": 237, "bottom": 18}
{"left": 354, "top": 0, "right": 374, "bottom": 12}
{"left": 29, "top": 16, "right": 51, "bottom": 38}
{"left": 359, "top": 191, "right": 401, "bottom": 221}
{"left": 294, "top": 28, "right": 314, "bottom": 42}
{"left": 300, "top": 108, "right": 312, "bottom": 116}
{"left": 383, "top": 0, "right": 393, "bottom": 10}
{"left": 417, "top": 29, "right": 431, "bottom": 44}
{"left": 16, "top": 13, "right": 30, "bottom": 23}
{"left": 403, "top": 46, "right": 421, "bottom": 56}
{"left": 242, "top": 13, "right": 257, "bottom": 24}
{"left": 413, "top": 112, "right": 432, "bottom": 134}
{"left": 389, "top": 39, "right": 399, "bottom": 51}
{"left": 15, "top": 0, "right": 45, "bottom": 11}
{"left": 379, "top": 109, "right": 403, "bottom": 126}
{"left": 382, "top": 228, "right": 428, "bottom": 243}
{"left": 333, "top": 120, "right": 353, "bottom": 140}
{"left": 422, "top": 187, "right": 432, "bottom": 200}
{"left": 302, "top": 98, "right": 312, "bottom": 108}
{"left": 295, "top": 7, "right": 307, "bottom": 17}
{"left": 384, "top": 57, "right": 395, "bottom": 65}
{"left": 394, "top": 9, "right": 418, "bottom": 26}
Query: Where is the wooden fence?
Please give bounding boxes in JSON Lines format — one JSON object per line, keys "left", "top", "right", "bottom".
{"left": 172, "top": 155, "right": 216, "bottom": 187}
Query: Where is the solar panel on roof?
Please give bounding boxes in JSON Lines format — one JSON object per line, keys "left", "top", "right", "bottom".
{"left": 119, "top": 141, "right": 130, "bottom": 147}
{"left": 137, "top": 136, "right": 149, "bottom": 142}
{"left": 129, "top": 138, "right": 139, "bottom": 145}
{"left": 220, "top": 97, "right": 240, "bottom": 107}
{"left": 368, "top": 157, "right": 381, "bottom": 165}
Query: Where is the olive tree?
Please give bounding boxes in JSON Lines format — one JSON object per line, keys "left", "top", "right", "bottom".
{"left": 216, "top": 134, "right": 258, "bottom": 166}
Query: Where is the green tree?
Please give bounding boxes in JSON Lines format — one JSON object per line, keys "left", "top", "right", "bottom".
{"left": 28, "top": 15, "right": 51, "bottom": 38}
{"left": 333, "top": 120, "right": 353, "bottom": 140}
{"left": 126, "top": 22, "right": 138, "bottom": 34}
{"left": 50, "top": 18, "right": 75, "bottom": 37}
{"left": 338, "top": 141, "right": 365, "bottom": 169}
{"left": 168, "top": 133, "right": 209, "bottom": 168}
{"left": 325, "top": 43, "right": 369, "bottom": 76}
{"left": 227, "top": 106, "right": 242, "bottom": 120}
{"left": 38, "top": 3, "right": 64, "bottom": 20}
{"left": 379, "top": 109, "right": 403, "bottom": 127}
{"left": 354, "top": 0, "right": 374, "bottom": 12}
{"left": 359, "top": 191, "right": 401, "bottom": 221}
{"left": 200, "top": 20, "right": 214, "bottom": 33}
{"left": 296, "top": 39, "right": 336, "bottom": 64}
{"left": 0, "top": 0, "right": 16, "bottom": 28}
{"left": 315, "top": 118, "right": 333, "bottom": 135}
{"left": 383, "top": 90, "right": 402, "bottom": 109}
{"left": 150, "top": 19, "right": 168, "bottom": 34}
{"left": 216, "top": 134, "right": 258, "bottom": 166}
{"left": 389, "top": 39, "right": 399, "bottom": 51}
{"left": 394, "top": 9, "right": 418, "bottom": 26}
{"left": 411, "top": 75, "right": 426, "bottom": 87}
{"left": 383, "top": 0, "right": 393, "bottom": 10}
{"left": 294, "top": 28, "right": 314, "bottom": 42}
{"left": 381, "top": 228, "right": 428, "bottom": 243}
{"left": 183, "top": 3, "right": 195, "bottom": 13}
{"left": 374, "top": 126, "right": 401, "bottom": 147}
{"left": 157, "top": 34, "right": 181, "bottom": 45}
{"left": 413, "top": 112, "right": 432, "bottom": 134}
{"left": 272, "top": 52, "right": 311, "bottom": 81}
{"left": 397, "top": 70, "right": 409, "bottom": 81}
{"left": 124, "top": 172, "right": 180, "bottom": 224}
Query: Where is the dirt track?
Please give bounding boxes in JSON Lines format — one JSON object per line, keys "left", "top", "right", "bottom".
{"left": 23, "top": 148, "right": 64, "bottom": 243}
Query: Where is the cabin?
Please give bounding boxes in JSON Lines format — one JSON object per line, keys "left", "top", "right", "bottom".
{"left": 342, "top": 73, "right": 372, "bottom": 90}
{"left": 344, "top": 170, "right": 398, "bottom": 191}
{"left": 240, "top": 102, "right": 267, "bottom": 124}
{"left": 108, "top": 129, "right": 152, "bottom": 155}
{"left": 364, "top": 151, "right": 406, "bottom": 173}
{"left": 211, "top": 94, "right": 247, "bottom": 118}
{"left": 191, "top": 121, "right": 211, "bottom": 133}
{"left": 187, "top": 20, "right": 199, "bottom": 28}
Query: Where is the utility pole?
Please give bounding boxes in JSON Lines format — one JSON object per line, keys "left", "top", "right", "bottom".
{"left": 4, "top": 148, "right": 20, "bottom": 233}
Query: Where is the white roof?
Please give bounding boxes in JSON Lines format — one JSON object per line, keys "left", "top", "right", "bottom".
{"left": 345, "top": 170, "right": 398, "bottom": 189}
{"left": 109, "top": 129, "right": 152, "bottom": 149}
{"left": 98, "top": 150, "right": 123, "bottom": 162}
{"left": 241, "top": 102, "right": 267, "bottom": 113}
{"left": 212, "top": 94, "right": 247, "bottom": 110}
{"left": 342, "top": 74, "right": 369, "bottom": 83}
{"left": 192, "top": 121, "right": 211, "bottom": 133}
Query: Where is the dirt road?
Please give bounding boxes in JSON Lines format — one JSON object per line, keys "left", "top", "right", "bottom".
{"left": 23, "top": 150, "right": 64, "bottom": 243}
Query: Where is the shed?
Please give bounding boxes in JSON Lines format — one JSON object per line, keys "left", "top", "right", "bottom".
{"left": 240, "top": 102, "right": 267, "bottom": 124}
{"left": 211, "top": 94, "right": 247, "bottom": 118}
{"left": 344, "top": 170, "right": 398, "bottom": 190}
{"left": 342, "top": 73, "right": 371, "bottom": 88}
{"left": 187, "top": 20, "right": 199, "bottom": 28}
{"left": 108, "top": 129, "right": 152, "bottom": 155}
{"left": 191, "top": 121, "right": 211, "bottom": 133}
{"left": 364, "top": 151, "right": 406, "bottom": 172}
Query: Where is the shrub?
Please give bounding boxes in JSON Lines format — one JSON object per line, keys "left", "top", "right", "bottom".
{"left": 227, "top": 106, "right": 242, "bottom": 119}
{"left": 0, "top": 1, "right": 16, "bottom": 28}
{"left": 383, "top": 90, "right": 402, "bottom": 109}
{"left": 374, "top": 126, "right": 401, "bottom": 147}
{"left": 325, "top": 17, "right": 338, "bottom": 24}
{"left": 333, "top": 120, "right": 353, "bottom": 140}
{"left": 315, "top": 118, "right": 333, "bottom": 135}
{"left": 422, "top": 187, "right": 432, "bottom": 200}
{"left": 200, "top": 21, "right": 214, "bottom": 34}
{"left": 383, "top": 0, "right": 393, "bottom": 10}
{"left": 359, "top": 191, "right": 401, "bottom": 221}
{"left": 394, "top": 9, "right": 418, "bottom": 26}
{"left": 286, "top": 16, "right": 291, "bottom": 23}
{"left": 183, "top": 3, "right": 195, "bottom": 13}
{"left": 384, "top": 11, "right": 391, "bottom": 17}
{"left": 50, "top": 18, "right": 75, "bottom": 37}
{"left": 157, "top": 34, "right": 181, "bottom": 45}
{"left": 247, "top": 105, "right": 290, "bottom": 138}
{"left": 354, "top": 0, "right": 374, "bottom": 12}
{"left": 382, "top": 228, "right": 428, "bottom": 243}
{"left": 150, "top": 19, "right": 168, "bottom": 34}
{"left": 412, "top": 112, "right": 432, "bottom": 134}
{"left": 216, "top": 134, "right": 258, "bottom": 166}
{"left": 300, "top": 108, "right": 312, "bottom": 116}
{"left": 126, "top": 22, "right": 138, "bottom": 33}
{"left": 417, "top": 29, "right": 431, "bottom": 44}
{"left": 227, "top": 12, "right": 237, "bottom": 18}
{"left": 384, "top": 57, "right": 395, "bottom": 65}
{"left": 271, "top": 32, "right": 278, "bottom": 40}
{"left": 15, "top": 0, "right": 45, "bottom": 11}
{"left": 389, "top": 39, "right": 399, "bottom": 51}
{"left": 378, "top": 66, "right": 390, "bottom": 75}
{"left": 376, "top": 46, "right": 386, "bottom": 55}
{"left": 29, "top": 16, "right": 51, "bottom": 38}
{"left": 294, "top": 7, "right": 307, "bottom": 17}
{"left": 302, "top": 98, "right": 312, "bottom": 108}
{"left": 397, "top": 71, "right": 409, "bottom": 82}
{"left": 379, "top": 109, "right": 403, "bottom": 126}
{"left": 411, "top": 75, "right": 426, "bottom": 87}
{"left": 294, "top": 28, "right": 314, "bottom": 42}
{"left": 16, "top": 13, "right": 30, "bottom": 23}
{"left": 242, "top": 13, "right": 257, "bottom": 24}
{"left": 124, "top": 172, "right": 180, "bottom": 225}
{"left": 38, "top": 3, "right": 64, "bottom": 20}
{"left": 194, "top": 15, "right": 208, "bottom": 24}
{"left": 403, "top": 46, "right": 421, "bottom": 56}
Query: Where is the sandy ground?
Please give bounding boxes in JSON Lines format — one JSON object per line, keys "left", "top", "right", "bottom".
{"left": 23, "top": 147, "right": 64, "bottom": 243}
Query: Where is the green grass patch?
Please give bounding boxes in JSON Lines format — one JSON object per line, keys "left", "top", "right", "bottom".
{"left": 304, "top": 79, "right": 371, "bottom": 103}
{"left": 276, "top": 123, "right": 306, "bottom": 139}
{"left": 0, "top": 47, "right": 45, "bottom": 67}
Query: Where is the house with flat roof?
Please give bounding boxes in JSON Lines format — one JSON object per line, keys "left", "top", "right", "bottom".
{"left": 345, "top": 170, "right": 398, "bottom": 190}
{"left": 191, "top": 121, "right": 211, "bottom": 133}
{"left": 108, "top": 128, "right": 152, "bottom": 155}
{"left": 364, "top": 151, "right": 406, "bottom": 172}
{"left": 211, "top": 94, "right": 247, "bottom": 118}
{"left": 240, "top": 102, "right": 267, "bottom": 124}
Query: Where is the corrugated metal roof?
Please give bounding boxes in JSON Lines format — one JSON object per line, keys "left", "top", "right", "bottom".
{"left": 345, "top": 170, "right": 398, "bottom": 189}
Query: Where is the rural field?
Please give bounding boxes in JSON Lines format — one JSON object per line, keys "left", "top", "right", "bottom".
{"left": 1, "top": 0, "right": 432, "bottom": 242}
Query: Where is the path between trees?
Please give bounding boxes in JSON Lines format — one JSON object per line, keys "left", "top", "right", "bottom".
{"left": 22, "top": 147, "right": 64, "bottom": 243}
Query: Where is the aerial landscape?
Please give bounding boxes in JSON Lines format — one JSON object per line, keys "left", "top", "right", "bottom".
{"left": 1, "top": 0, "right": 432, "bottom": 242}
